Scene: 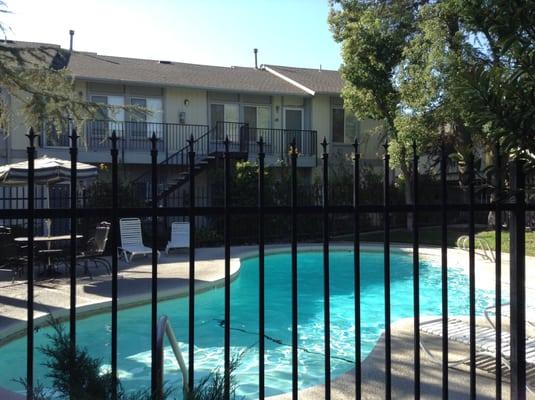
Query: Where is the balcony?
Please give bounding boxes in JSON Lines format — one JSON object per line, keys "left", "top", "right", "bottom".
{"left": 42, "top": 120, "right": 317, "bottom": 166}
{"left": 43, "top": 121, "right": 208, "bottom": 159}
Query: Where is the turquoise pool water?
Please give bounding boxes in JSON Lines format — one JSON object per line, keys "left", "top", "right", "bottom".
{"left": 0, "top": 249, "right": 497, "bottom": 398}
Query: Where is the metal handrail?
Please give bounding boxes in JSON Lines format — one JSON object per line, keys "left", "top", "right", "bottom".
{"left": 155, "top": 315, "right": 189, "bottom": 397}
{"left": 456, "top": 235, "right": 496, "bottom": 262}
{"left": 131, "top": 126, "right": 215, "bottom": 185}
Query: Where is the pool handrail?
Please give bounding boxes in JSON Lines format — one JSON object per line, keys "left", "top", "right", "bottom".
{"left": 156, "top": 315, "right": 189, "bottom": 397}
{"left": 456, "top": 235, "right": 496, "bottom": 262}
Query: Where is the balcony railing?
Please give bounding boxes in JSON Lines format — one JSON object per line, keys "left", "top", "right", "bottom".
{"left": 43, "top": 121, "right": 209, "bottom": 155}
{"left": 43, "top": 120, "right": 317, "bottom": 161}
{"left": 212, "top": 121, "right": 317, "bottom": 159}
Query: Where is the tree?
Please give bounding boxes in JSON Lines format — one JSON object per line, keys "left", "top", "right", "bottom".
{"left": 330, "top": 0, "right": 535, "bottom": 172}
{"left": 455, "top": 0, "right": 535, "bottom": 165}
{"left": 0, "top": 3, "right": 137, "bottom": 134}
{"left": 329, "top": 1, "right": 440, "bottom": 229}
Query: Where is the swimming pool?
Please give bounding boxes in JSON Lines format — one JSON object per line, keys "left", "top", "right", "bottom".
{"left": 0, "top": 249, "right": 497, "bottom": 398}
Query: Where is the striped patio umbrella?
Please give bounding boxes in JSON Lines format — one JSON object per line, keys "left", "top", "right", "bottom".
{"left": 0, "top": 156, "right": 97, "bottom": 185}
{"left": 0, "top": 156, "right": 98, "bottom": 235}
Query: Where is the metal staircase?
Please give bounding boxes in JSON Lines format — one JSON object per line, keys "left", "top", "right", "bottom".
{"left": 131, "top": 124, "right": 243, "bottom": 204}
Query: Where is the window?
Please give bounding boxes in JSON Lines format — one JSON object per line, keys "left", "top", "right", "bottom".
{"left": 243, "top": 105, "right": 270, "bottom": 129}
{"left": 211, "top": 103, "right": 239, "bottom": 139}
{"left": 332, "top": 108, "right": 345, "bottom": 143}
{"left": 92, "top": 96, "right": 108, "bottom": 120}
{"left": 146, "top": 98, "right": 163, "bottom": 138}
{"left": 128, "top": 97, "right": 163, "bottom": 138}
{"left": 332, "top": 107, "right": 359, "bottom": 144}
{"left": 130, "top": 98, "right": 147, "bottom": 122}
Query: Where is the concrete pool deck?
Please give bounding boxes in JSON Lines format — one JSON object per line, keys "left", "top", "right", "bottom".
{"left": 0, "top": 242, "right": 534, "bottom": 399}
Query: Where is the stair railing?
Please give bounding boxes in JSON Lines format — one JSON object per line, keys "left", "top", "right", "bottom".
{"left": 130, "top": 126, "right": 215, "bottom": 187}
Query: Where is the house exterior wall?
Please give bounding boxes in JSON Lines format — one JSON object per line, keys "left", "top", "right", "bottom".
{"left": 164, "top": 87, "right": 208, "bottom": 125}
{"left": 311, "top": 94, "right": 331, "bottom": 152}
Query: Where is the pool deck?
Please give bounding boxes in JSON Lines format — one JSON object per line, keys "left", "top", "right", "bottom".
{"left": 1, "top": 242, "right": 535, "bottom": 399}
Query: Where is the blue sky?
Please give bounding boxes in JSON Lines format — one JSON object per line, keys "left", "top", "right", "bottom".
{"left": 2, "top": 0, "right": 342, "bottom": 70}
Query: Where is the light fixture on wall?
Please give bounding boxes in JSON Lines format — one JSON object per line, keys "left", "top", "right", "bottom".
{"left": 184, "top": 99, "right": 190, "bottom": 107}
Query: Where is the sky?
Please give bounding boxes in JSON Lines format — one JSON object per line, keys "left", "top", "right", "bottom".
{"left": 2, "top": 0, "right": 343, "bottom": 70}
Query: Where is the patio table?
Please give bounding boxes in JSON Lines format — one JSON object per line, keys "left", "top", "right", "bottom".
{"left": 14, "top": 235, "right": 83, "bottom": 276}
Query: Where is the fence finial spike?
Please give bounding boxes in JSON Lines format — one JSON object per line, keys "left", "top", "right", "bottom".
{"left": 353, "top": 136, "right": 359, "bottom": 152}
{"left": 26, "top": 127, "right": 37, "bottom": 147}
{"left": 321, "top": 137, "right": 328, "bottom": 153}
{"left": 150, "top": 132, "right": 158, "bottom": 151}
{"left": 224, "top": 136, "right": 230, "bottom": 153}
{"left": 412, "top": 139, "right": 417, "bottom": 155}
{"left": 289, "top": 138, "right": 298, "bottom": 156}
{"left": 69, "top": 127, "right": 79, "bottom": 141}
{"left": 257, "top": 136, "right": 264, "bottom": 153}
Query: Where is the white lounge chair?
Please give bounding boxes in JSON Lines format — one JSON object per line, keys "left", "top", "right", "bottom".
{"left": 420, "top": 317, "right": 535, "bottom": 391}
{"left": 166, "top": 222, "right": 190, "bottom": 254}
{"left": 118, "top": 218, "right": 160, "bottom": 263}
{"left": 485, "top": 302, "right": 535, "bottom": 330}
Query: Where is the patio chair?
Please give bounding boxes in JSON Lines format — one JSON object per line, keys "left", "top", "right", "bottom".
{"left": 420, "top": 317, "right": 535, "bottom": 392}
{"left": 0, "top": 228, "right": 26, "bottom": 282}
{"left": 76, "top": 221, "right": 111, "bottom": 278}
{"left": 166, "top": 222, "right": 190, "bottom": 254}
{"left": 118, "top": 218, "right": 160, "bottom": 263}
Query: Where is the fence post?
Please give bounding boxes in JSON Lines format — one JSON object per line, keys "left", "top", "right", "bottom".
{"left": 223, "top": 136, "right": 231, "bottom": 400}
{"left": 257, "top": 137, "right": 266, "bottom": 400}
{"left": 69, "top": 128, "right": 79, "bottom": 399}
{"left": 187, "top": 134, "right": 196, "bottom": 392}
{"left": 383, "top": 140, "right": 391, "bottom": 400}
{"left": 510, "top": 158, "right": 526, "bottom": 400}
{"left": 26, "top": 128, "right": 36, "bottom": 400}
{"left": 353, "top": 138, "right": 361, "bottom": 400}
{"left": 109, "top": 131, "right": 119, "bottom": 400}
{"left": 150, "top": 132, "right": 159, "bottom": 398}
{"left": 321, "top": 137, "right": 331, "bottom": 400}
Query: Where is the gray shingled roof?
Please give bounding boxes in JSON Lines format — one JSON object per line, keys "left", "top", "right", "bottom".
{"left": 263, "top": 64, "right": 344, "bottom": 94}
{"left": 67, "top": 52, "right": 309, "bottom": 95}
{"left": 2, "top": 41, "right": 343, "bottom": 95}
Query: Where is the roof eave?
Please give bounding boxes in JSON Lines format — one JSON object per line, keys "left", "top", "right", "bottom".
{"left": 72, "top": 75, "right": 312, "bottom": 96}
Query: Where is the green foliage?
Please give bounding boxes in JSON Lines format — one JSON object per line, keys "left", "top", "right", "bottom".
{"left": 185, "top": 354, "right": 242, "bottom": 400}
{"left": 330, "top": 0, "right": 535, "bottom": 170}
{"left": 329, "top": 0, "right": 431, "bottom": 170}
{"left": 455, "top": 0, "right": 535, "bottom": 161}
{"left": 18, "top": 317, "right": 243, "bottom": 400}
{"left": 18, "top": 317, "right": 167, "bottom": 400}
{"left": 0, "top": 3, "right": 144, "bottom": 133}
{"left": 83, "top": 165, "right": 145, "bottom": 209}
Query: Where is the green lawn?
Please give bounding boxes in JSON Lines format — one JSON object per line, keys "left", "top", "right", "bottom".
{"left": 336, "top": 226, "right": 535, "bottom": 257}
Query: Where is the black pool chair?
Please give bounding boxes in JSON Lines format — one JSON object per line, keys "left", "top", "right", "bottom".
{"left": 0, "top": 226, "right": 27, "bottom": 282}
{"left": 76, "top": 222, "right": 111, "bottom": 279}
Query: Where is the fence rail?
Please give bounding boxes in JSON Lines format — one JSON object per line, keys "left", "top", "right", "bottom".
{"left": 4, "top": 127, "right": 534, "bottom": 400}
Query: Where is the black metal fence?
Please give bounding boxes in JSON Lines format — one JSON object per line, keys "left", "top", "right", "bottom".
{"left": 5, "top": 128, "right": 535, "bottom": 400}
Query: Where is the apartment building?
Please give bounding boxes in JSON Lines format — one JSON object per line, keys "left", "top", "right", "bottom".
{"left": 1, "top": 40, "right": 382, "bottom": 204}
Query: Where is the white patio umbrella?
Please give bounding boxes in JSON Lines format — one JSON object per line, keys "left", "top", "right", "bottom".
{"left": 0, "top": 156, "right": 98, "bottom": 235}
